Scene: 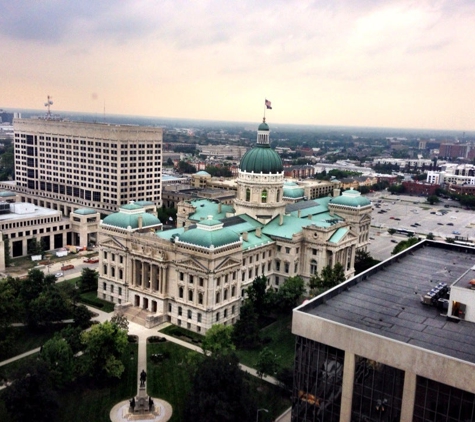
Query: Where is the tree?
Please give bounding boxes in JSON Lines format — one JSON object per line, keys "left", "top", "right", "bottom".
{"left": 201, "top": 324, "right": 235, "bottom": 356}
{"left": 387, "top": 228, "right": 396, "bottom": 235}
{"left": 60, "top": 325, "right": 84, "bottom": 355}
{"left": 3, "top": 234, "right": 11, "bottom": 267}
{"left": 72, "top": 304, "right": 93, "bottom": 329}
{"left": 3, "top": 360, "right": 59, "bottom": 422}
{"left": 0, "top": 278, "right": 20, "bottom": 357}
{"left": 27, "top": 237, "right": 44, "bottom": 256}
{"left": 78, "top": 267, "right": 98, "bottom": 292}
{"left": 81, "top": 320, "right": 128, "bottom": 379}
{"left": 309, "top": 263, "right": 346, "bottom": 293}
{"left": 246, "top": 275, "right": 268, "bottom": 316}
{"left": 274, "top": 276, "right": 305, "bottom": 313}
{"left": 183, "top": 353, "right": 255, "bottom": 422}
{"left": 426, "top": 232, "right": 435, "bottom": 240}
{"left": 40, "top": 335, "right": 74, "bottom": 388}
{"left": 177, "top": 160, "right": 197, "bottom": 174}
{"left": 354, "top": 250, "right": 380, "bottom": 275}
{"left": 256, "top": 347, "right": 280, "bottom": 379}
{"left": 391, "top": 237, "right": 420, "bottom": 255}
{"left": 111, "top": 312, "right": 129, "bottom": 332}
{"left": 427, "top": 195, "right": 440, "bottom": 205}
{"left": 232, "top": 301, "right": 260, "bottom": 349}
{"left": 28, "top": 286, "right": 71, "bottom": 326}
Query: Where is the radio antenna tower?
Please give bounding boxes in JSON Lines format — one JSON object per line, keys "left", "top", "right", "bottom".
{"left": 44, "top": 95, "right": 53, "bottom": 119}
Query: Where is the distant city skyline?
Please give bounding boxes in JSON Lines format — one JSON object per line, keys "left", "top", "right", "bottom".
{"left": 1, "top": 0, "right": 475, "bottom": 131}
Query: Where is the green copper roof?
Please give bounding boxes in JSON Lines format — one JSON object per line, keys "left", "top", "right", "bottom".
{"left": 239, "top": 144, "right": 283, "bottom": 174}
{"left": 0, "top": 191, "right": 15, "bottom": 197}
{"left": 283, "top": 185, "right": 305, "bottom": 199}
{"left": 330, "top": 189, "right": 371, "bottom": 208}
{"left": 329, "top": 227, "right": 349, "bottom": 243}
{"left": 177, "top": 220, "right": 240, "bottom": 249}
{"left": 195, "top": 171, "right": 211, "bottom": 176}
{"left": 134, "top": 200, "right": 155, "bottom": 206}
{"left": 73, "top": 208, "right": 97, "bottom": 215}
{"left": 258, "top": 122, "right": 269, "bottom": 131}
{"left": 120, "top": 203, "right": 143, "bottom": 210}
{"left": 102, "top": 204, "right": 162, "bottom": 229}
{"left": 187, "top": 199, "right": 234, "bottom": 222}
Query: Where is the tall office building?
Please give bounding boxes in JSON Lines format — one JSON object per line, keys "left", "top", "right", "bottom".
{"left": 11, "top": 119, "right": 163, "bottom": 215}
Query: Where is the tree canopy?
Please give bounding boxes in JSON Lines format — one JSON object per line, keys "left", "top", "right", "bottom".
{"left": 184, "top": 353, "right": 255, "bottom": 422}
{"left": 201, "top": 324, "right": 235, "bottom": 356}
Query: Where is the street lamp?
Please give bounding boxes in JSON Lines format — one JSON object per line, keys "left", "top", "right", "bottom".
{"left": 256, "top": 408, "right": 268, "bottom": 422}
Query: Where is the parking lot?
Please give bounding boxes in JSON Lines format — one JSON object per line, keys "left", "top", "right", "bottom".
{"left": 366, "top": 192, "right": 475, "bottom": 261}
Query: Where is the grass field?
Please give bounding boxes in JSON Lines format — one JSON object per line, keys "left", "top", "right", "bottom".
{"left": 0, "top": 324, "right": 69, "bottom": 361}
{"left": 147, "top": 341, "right": 291, "bottom": 422}
{"left": 0, "top": 343, "right": 138, "bottom": 422}
{"left": 235, "top": 315, "right": 295, "bottom": 370}
{"left": 79, "top": 291, "right": 115, "bottom": 313}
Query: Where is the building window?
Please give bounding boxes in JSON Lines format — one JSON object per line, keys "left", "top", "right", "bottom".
{"left": 275, "top": 276, "right": 279, "bottom": 286}
{"left": 188, "top": 290, "right": 193, "bottom": 301}
{"left": 187, "top": 310, "right": 192, "bottom": 319}
{"left": 198, "top": 292, "right": 203, "bottom": 305}
{"left": 197, "top": 313, "right": 202, "bottom": 323}
{"left": 199, "top": 278, "right": 204, "bottom": 287}
{"left": 103, "top": 282, "right": 106, "bottom": 291}
{"left": 284, "top": 262, "right": 289, "bottom": 273}
{"left": 261, "top": 189, "right": 267, "bottom": 203}
{"left": 216, "top": 292, "right": 220, "bottom": 304}
{"left": 216, "top": 312, "right": 220, "bottom": 322}
{"left": 189, "top": 275, "right": 194, "bottom": 284}
{"left": 178, "top": 307, "right": 182, "bottom": 316}
{"left": 310, "top": 259, "right": 318, "bottom": 275}
{"left": 275, "top": 260, "right": 281, "bottom": 271}
{"left": 224, "top": 309, "right": 228, "bottom": 318}
{"left": 224, "top": 289, "right": 228, "bottom": 301}
{"left": 231, "top": 286, "right": 235, "bottom": 297}
{"left": 179, "top": 287, "right": 184, "bottom": 298}
{"left": 118, "top": 287, "right": 122, "bottom": 295}
{"left": 246, "top": 188, "right": 251, "bottom": 201}
{"left": 179, "top": 272, "right": 184, "bottom": 281}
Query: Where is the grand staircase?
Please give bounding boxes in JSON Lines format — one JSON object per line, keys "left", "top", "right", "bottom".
{"left": 118, "top": 304, "right": 165, "bottom": 328}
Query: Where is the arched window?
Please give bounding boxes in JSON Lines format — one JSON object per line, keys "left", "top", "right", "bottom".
{"left": 188, "top": 290, "right": 193, "bottom": 301}
{"left": 231, "top": 286, "right": 236, "bottom": 297}
{"left": 276, "top": 190, "right": 280, "bottom": 202}
{"left": 310, "top": 259, "right": 318, "bottom": 275}
{"left": 179, "top": 286, "right": 184, "bottom": 298}
{"left": 224, "top": 289, "right": 228, "bottom": 300}
{"left": 216, "top": 292, "right": 220, "bottom": 304}
{"left": 246, "top": 188, "right": 251, "bottom": 201}
{"left": 261, "top": 189, "right": 268, "bottom": 203}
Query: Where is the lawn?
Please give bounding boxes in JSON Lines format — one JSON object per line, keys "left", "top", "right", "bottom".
{"left": 235, "top": 315, "right": 295, "bottom": 370}
{"left": 0, "top": 324, "right": 69, "bottom": 361}
{"left": 0, "top": 343, "right": 138, "bottom": 422}
{"left": 146, "top": 341, "right": 291, "bottom": 422}
{"left": 79, "top": 291, "right": 115, "bottom": 313}
{"left": 158, "top": 325, "right": 203, "bottom": 344}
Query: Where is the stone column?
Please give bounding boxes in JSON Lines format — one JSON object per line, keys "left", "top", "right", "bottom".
{"left": 400, "top": 370, "right": 416, "bottom": 422}
{"left": 339, "top": 351, "right": 355, "bottom": 422}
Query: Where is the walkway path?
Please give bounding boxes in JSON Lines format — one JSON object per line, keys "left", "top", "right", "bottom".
{"left": 0, "top": 306, "right": 291, "bottom": 421}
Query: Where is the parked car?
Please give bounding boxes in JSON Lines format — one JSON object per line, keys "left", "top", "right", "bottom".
{"left": 55, "top": 272, "right": 64, "bottom": 278}
{"left": 447, "top": 223, "right": 454, "bottom": 226}
{"left": 453, "top": 231, "right": 461, "bottom": 235}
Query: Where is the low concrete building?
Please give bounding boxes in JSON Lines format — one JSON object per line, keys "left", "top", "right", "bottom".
{"left": 291, "top": 241, "right": 475, "bottom": 421}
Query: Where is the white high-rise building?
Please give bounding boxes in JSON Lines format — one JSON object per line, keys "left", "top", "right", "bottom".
{"left": 9, "top": 119, "right": 163, "bottom": 215}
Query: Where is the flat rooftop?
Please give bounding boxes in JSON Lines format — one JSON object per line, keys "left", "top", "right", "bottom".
{"left": 299, "top": 241, "right": 475, "bottom": 364}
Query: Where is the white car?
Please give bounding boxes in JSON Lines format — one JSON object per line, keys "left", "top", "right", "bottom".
{"left": 55, "top": 272, "right": 64, "bottom": 278}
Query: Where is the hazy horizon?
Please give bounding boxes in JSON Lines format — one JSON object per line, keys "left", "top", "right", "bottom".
{"left": 2, "top": 1, "right": 475, "bottom": 132}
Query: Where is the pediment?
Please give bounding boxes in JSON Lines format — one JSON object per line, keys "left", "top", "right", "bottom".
{"left": 101, "top": 236, "right": 127, "bottom": 251}
{"left": 175, "top": 257, "right": 209, "bottom": 273}
{"left": 215, "top": 257, "right": 241, "bottom": 272}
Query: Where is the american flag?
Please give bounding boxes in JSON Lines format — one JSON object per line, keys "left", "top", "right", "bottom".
{"left": 265, "top": 99, "right": 272, "bottom": 109}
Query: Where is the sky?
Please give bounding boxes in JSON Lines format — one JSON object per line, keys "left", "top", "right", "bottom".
{"left": 1, "top": 0, "right": 475, "bottom": 131}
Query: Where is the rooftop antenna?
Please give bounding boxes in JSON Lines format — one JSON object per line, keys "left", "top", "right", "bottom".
{"left": 44, "top": 95, "right": 53, "bottom": 119}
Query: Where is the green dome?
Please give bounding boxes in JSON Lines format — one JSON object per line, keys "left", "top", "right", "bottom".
{"left": 330, "top": 189, "right": 371, "bottom": 208}
{"left": 102, "top": 211, "right": 161, "bottom": 229}
{"left": 258, "top": 122, "right": 269, "bottom": 131}
{"left": 239, "top": 144, "right": 283, "bottom": 174}
{"left": 177, "top": 220, "right": 240, "bottom": 249}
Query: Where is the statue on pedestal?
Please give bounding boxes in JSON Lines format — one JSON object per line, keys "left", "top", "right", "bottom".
{"left": 140, "top": 369, "right": 147, "bottom": 387}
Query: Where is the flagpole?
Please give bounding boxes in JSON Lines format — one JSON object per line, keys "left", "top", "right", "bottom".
{"left": 263, "top": 98, "right": 266, "bottom": 120}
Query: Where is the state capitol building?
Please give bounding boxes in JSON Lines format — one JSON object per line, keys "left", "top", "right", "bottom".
{"left": 98, "top": 119, "right": 372, "bottom": 332}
